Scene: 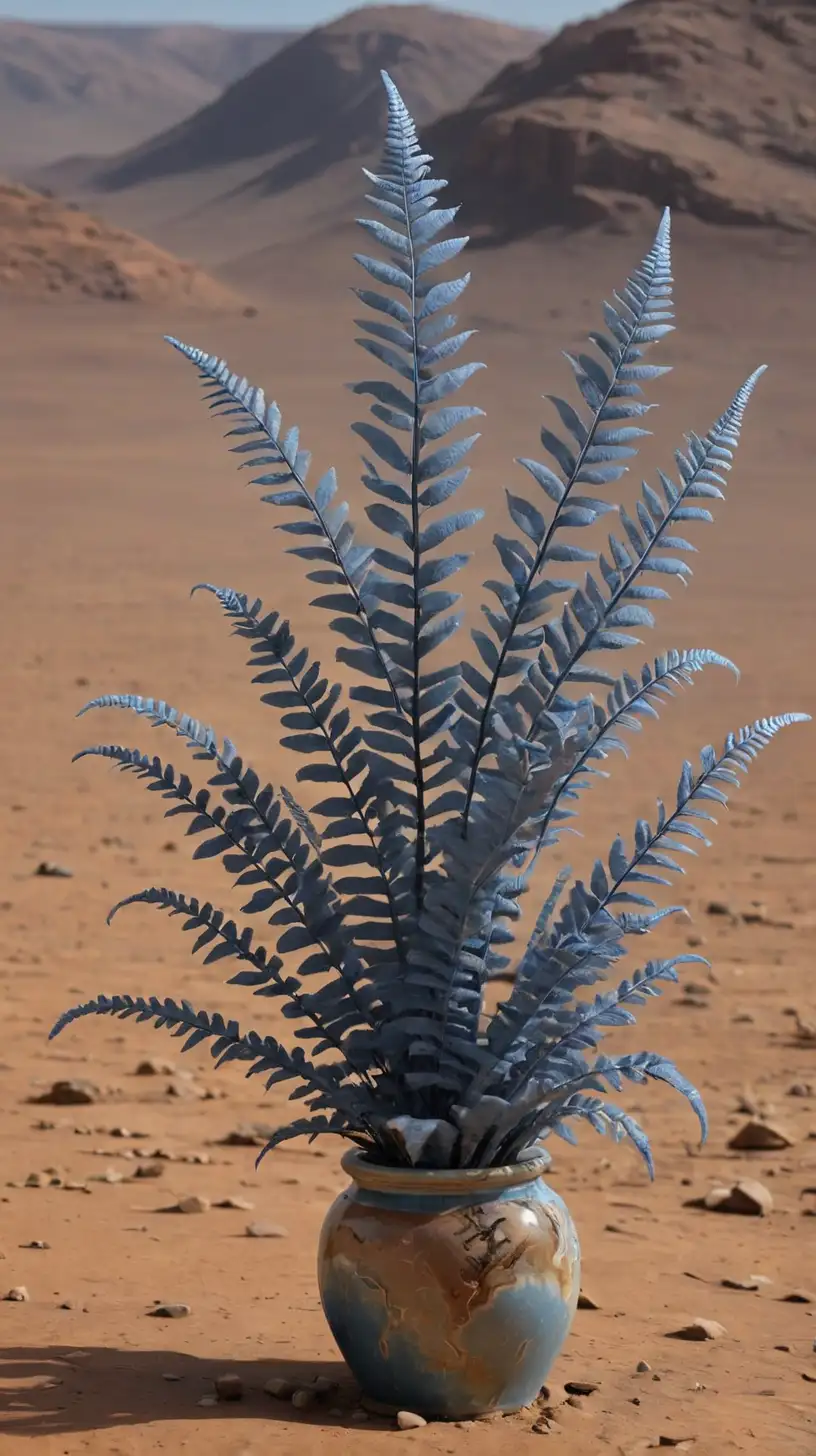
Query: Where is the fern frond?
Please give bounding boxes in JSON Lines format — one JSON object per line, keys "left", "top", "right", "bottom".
{"left": 351, "top": 70, "right": 486, "bottom": 902}
{"left": 191, "top": 584, "right": 410, "bottom": 954}
{"left": 525, "top": 647, "right": 738, "bottom": 856}
{"left": 73, "top": 743, "right": 381, "bottom": 1052}
{"left": 522, "top": 370, "right": 765, "bottom": 731}
{"left": 486, "top": 713, "right": 808, "bottom": 1075}
{"left": 49, "top": 993, "right": 377, "bottom": 1120}
{"left": 457, "top": 209, "right": 674, "bottom": 829}
{"left": 164, "top": 337, "right": 402, "bottom": 710}
{"left": 107, "top": 887, "right": 370, "bottom": 1069}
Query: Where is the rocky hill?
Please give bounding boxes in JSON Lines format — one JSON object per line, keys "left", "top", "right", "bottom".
{"left": 426, "top": 0, "right": 816, "bottom": 237}
{"left": 0, "top": 21, "right": 299, "bottom": 170}
{"left": 73, "top": 5, "right": 544, "bottom": 197}
{"left": 0, "top": 180, "right": 247, "bottom": 306}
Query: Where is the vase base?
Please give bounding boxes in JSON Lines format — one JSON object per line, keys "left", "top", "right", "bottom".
{"left": 359, "top": 1393, "right": 530, "bottom": 1421}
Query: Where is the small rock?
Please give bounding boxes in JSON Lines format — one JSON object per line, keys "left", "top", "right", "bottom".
{"left": 245, "top": 1221, "right": 288, "bottom": 1238}
{"left": 133, "top": 1163, "right": 164, "bottom": 1179}
{"left": 577, "top": 1291, "right": 600, "bottom": 1310}
{"left": 20, "top": 1240, "right": 50, "bottom": 1250}
{"left": 312, "top": 1376, "right": 339, "bottom": 1395}
{"left": 264, "top": 1377, "right": 295, "bottom": 1400}
{"left": 25, "top": 1172, "right": 48, "bottom": 1188}
{"left": 794, "top": 1012, "right": 816, "bottom": 1043}
{"left": 397, "top": 1410, "right": 428, "bottom": 1429}
{"left": 172, "top": 1195, "right": 210, "bottom": 1215}
{"left": 351, "top": 1409, "right": 370, "bottom": 1423}
{"left": 657, "top": 1438, "right": 697, "bottom": 1449}
{"left": 788, "top": 1084, "right": 813, "bottom": 1098}
{"left": 4, "top": 1286, "right": 30, "bottom": 1301}
{"left": 197, "top": 1396, "right": 217, "bottom": 1407}
{"left": 162, "top": 1373, "right": 181, "bottom": 1382}
{"left": 59, "top": 1300, "right": 75, "bottom": 1310}
{"left": 636, "top": 1360, "right": 652, "bottom": 1373}
{"left": 802, "top": 1372, "right": 816, "bottom": 1383}
{"left": 721, "top": 1277, "right": 762, "bottom": 1291}
{"left": 706, "top": 900, "right": 736, "bottom": 918}
{"left": 135, "top": 1057, "right": 175, "bottom": 1076}
{"left": 727, "top": 1120, "right": 795, "bottom": 1152}
{"left": 217, "top": 1123, "right": 276, "bottom": 1148}
{"left": 148, "top": 1303, "right": 190, "bottom": 1319}
{"left": 703, "top": 1179, "right": 773, "bottom": 1216}
{"left": 779, "top": 1289, "right": 814, "bottom": 1304}
{"left": 165, "top": 1080, "right": 207, "bottom": 1101}
{"left": 34, "top": 861, "right": 73, "bottom": 878}
{"left": 31, "top": 1080, "right": 98, "bottom": 1106}
{"left": 564, "top": 1380, "right": 599, "bottom": 1396}
{"left": 214, "top": 1197, "right": 254, "bottom": 1211}
{"left": 215, "top": 1373, "right": 243, "bottom": 1402}
{"left": 667, "top": 1319, "right": 726, "bottom": 1341}
{"left": 291, "top": 1387, "right": 316, "bottom": 1410}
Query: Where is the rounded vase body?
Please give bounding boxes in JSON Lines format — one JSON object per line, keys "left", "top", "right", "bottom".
{"left": 317, "top": 1149, "right": 580, "bottom": 1419}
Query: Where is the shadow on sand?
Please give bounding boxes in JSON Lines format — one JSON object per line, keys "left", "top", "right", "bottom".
{"left": 0, "top": 1344, "right": 368, "bottom": 1436}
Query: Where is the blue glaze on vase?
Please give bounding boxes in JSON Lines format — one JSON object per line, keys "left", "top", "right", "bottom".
{"left": 317, "top": 1150, "right": 580, "bottom": 1419}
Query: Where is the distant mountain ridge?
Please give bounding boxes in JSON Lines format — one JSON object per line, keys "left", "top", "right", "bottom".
{"left": 0, "top": 20, "right": 300, "bottom": 169}
{"left": 58, "top": 5, "right": 546, "bottom": 197}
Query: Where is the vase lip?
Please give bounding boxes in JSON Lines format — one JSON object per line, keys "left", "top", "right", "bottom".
{"left": 340, "top": 1147, "right": 551, "bottom": 1195}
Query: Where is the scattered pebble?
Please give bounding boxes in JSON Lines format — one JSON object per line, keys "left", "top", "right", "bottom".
{"left": 721, "top": 1276, "right": 762, "bottom": 1291}
{"left": 167, "top": 1195, "right": 210, "bottom": 1215}
{"left": 217, "top": 1124, "right": 276, "bottom": 1148}
{"left": 779, "top": 1289, "right": 814, "bottom": 1304}
{"left": 312, "top": 1375, "right": 338, "bottom": 1395}
{"left": 147, "top": 1302, "right": 190, "bottom": 1319}
{"left": 20, "top": 1240, "right": 49, "bottom": 1250}
{"left": 705, "top": 900, "right": 736, "bottom": 918}
{"left": 135, "top": 1057, "right": 176, "bottom": 1076}
{"left": 133, "top": 1163, "right": 164, "bottom": 1179}
{"left": 564, "top": 1380, "right": 600, "bottom": 1396}
{"left": 245, "top": 1221, "right": 288, "bottom": 1238}
{"left": 794, "top": 1012, "right": 816, "bottom": 1043}
{"left": 397, "top": 1411, "right": 428, "bottom": 1430}
{"left": 215, "top": 1373, "right": 243, "bottom": 1401}
{"left": 34, "top": 861, "right": 73, "bottom": 878}
{"left": 4, "top": 1286, "right": 30, "bottom": 1301}
{"left": 577, "top": 1291, "right": 600, "bottom": 1310}
{"left": 667, "top": 1319, "right": 726, "bottom": 1341}
{"left": 30, "top": 1080, "right": 99, "bottom": 1106}
{"left": 702, "top": 1179, "right": 774, "bottom": 1216}
{"left": 214, "top": 1196, "right": 254, "bottom": 1211}
{"left": 291, "top": 1387, "right": 316, "bottom": 1410}
{"left": 636, "top": 1360, "right": 652, "bottom": 1373}
{"left": 727, "top": 1120, "right": 795, "bottom": 1151}
{"left": 197, "top": 1396, "right": 217, "bottom": 1408}
{"left": 264, "top": 1377, "right": 295, "bottom": 1400}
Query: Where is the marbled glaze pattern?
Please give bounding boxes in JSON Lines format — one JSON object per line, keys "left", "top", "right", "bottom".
{"left": 318, "top": 1151, "right": 580, "bottom": 1419}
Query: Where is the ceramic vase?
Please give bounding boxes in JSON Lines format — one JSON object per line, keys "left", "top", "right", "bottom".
{"left": 317, "top": 1149, "right": 580, "bottom": 1419}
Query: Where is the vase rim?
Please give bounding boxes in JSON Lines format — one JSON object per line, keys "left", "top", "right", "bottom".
{"left": 340, "top": 1147, "right": 551, "bottom": 1195}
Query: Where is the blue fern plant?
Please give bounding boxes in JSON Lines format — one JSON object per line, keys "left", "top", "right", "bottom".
{"left": 52, "top": 73, "right": 808, "bottom": 1176}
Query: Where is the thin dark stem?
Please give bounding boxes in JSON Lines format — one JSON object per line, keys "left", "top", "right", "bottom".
{"left": 401, "top": 164, "right": 427, "bottom": 907}
{"left": 460, "top": 369, "right": 623, "bottom": 837}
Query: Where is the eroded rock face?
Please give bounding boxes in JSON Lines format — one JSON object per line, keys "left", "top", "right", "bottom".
{"left": 427, "top": 0, "right": 816, "bottom": 236}
{"left": 318, "top": 1161, "right": 580, "bottom": 1419}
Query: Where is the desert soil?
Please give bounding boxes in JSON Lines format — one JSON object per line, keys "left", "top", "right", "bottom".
{"left": 0, "top": 217, "right": 815, "bottom": 1455}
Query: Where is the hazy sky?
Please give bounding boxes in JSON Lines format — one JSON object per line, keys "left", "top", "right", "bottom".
{"left": 4, "top": 0, "right": 610, "bottom": 29}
